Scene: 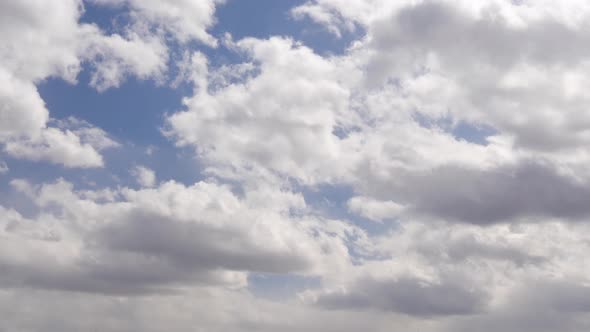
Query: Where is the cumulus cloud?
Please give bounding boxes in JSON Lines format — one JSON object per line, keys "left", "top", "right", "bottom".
{"left": 166, "top": 37, "right": 358, "bottom": 183}
{"left": 4, "top": 118, "right": 118, "bottom": 168}
{"left": 1, "top": 178, "right": 357, "bottom": 295}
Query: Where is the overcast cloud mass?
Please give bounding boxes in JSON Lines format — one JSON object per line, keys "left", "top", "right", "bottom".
{"left": 2, "top": 0, "right": 590, "bottom": 331}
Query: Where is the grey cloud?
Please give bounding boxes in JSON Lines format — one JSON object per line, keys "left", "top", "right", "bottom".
{"left": 445, "top": 235, "right": 545, "bottom": 266}
{"left": 94, "top": 209, "right": 311, "bottom": 274}
{"left": 0, "top": 287, "right": 402, "bottom": 332}
{"left": 371, "top": 2, "right": 589, "bottom": 69}
{"left": 316, "top": 276, "right": 487, "bottom": 316}
{"left": 362, "top": 161, "right": 590, "bottom": 224}
{"left": 518, "top": 280, "right": 590, "bottom": 313}
{"left": 414, "top": 233, "right": 546, "bottom": 266}
{"left": 446, "top": 279, "right": 590, "bottom": 332}
{"left": 0, "top": 247, "right": 233, "bottom": 295}
{"left": 0, "top": 217, "right": 311, "bottom": 296}
{"left": 448, "top": 311, "right": 585, "bottom": 332}
{"left": 0, "top": 180, "right": 327, "bottom": 296}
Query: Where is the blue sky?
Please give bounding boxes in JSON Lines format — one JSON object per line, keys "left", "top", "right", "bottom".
{"left": 2, "top": 1, "right": 590, "bottom": 331}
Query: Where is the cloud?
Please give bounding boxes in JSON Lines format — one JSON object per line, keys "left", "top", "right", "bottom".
{"left": 0, "top": 178, "right": 356, "bottom": 295}
{"left": 84, "top": 31, "right": 169, "bottom": 91}
{"left": 356, "top": 1, "right": 590, "bottom": 154}
{"left": 347, "top": 196, "right": 404, "bottom": 222}
{"left": 131, "top": 165, "right": 156, "bottom": 187}
{"left": 314, "top": 276, "right": 487, "bottom": 316}
{"left": 3, "top": 117, "right": 118, "bottom": 168}
{"left": 295, "top": 1, "right": 590, "bottom": 154}
{"left": 0, "top": 68, "right": 48, "bottom": 139}
{"left": 356, "top": 161, "right": 590, "bottom": 224}
{"left": 166, "top": 37, "right": 358, "bottom": 183}
{"left": 444, "top": 279, "right": 590, "bottom": 332}
{"left": 4, "top": 127, "right": 105, "bottom": 168}
{"left": 157, "top": 3, "right": 590, "bottom": 329}
{"left": 0, "top": 287, "right": 414, "bottom": 332}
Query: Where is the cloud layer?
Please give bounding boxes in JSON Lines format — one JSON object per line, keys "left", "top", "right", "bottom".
{"left": 3, "top": 1, "right": 590, "bottom": 331}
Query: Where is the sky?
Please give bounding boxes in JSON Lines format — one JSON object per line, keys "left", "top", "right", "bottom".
{"left": 2, "top": 1, "right": 590, "bottom": 331}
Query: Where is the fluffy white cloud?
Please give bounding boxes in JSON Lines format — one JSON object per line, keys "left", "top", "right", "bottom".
{"left": 4, "top": 118, "right": 118, "bottom": 168}
{"left": 5, "top": 127, "right": 105, "bottom": 168}
{"left": 166, "top": 37, "right": 360, "bottom": 183}
{"left": 85, "top": 31, "right": 169, "bottom": 91}
{"left": 0, "top": 68, "right": 48, "bottom": 139}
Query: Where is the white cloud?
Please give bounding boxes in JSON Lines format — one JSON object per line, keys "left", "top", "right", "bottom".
{"left": 85, "top": 31, "right": 169, "bottom": 91}
{"left": 3, "top": 117, "right": 118, "bottom": 168}
{"left": 4, "top": 127, "right": 105, "bottom": 168}
{"left": 347, "top": 196, "right": 404, "bottom": 222}
{"left": 166, "top": 37, "right": 359, "bottom": 184}
{"left": 0, "top": 68, "right": 48, "bottom": 139}
{"left": 131, "top": 165, "right": 156, "bottom": 187}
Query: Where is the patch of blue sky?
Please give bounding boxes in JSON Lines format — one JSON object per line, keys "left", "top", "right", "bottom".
{"left": 0, "top": 182, "right": 40, "bottom": 219}
{"left": 34, "top": 4, "right": 204, "bottom": 191}
{"left": 211, "top": 0, "right": 363, "bottom": 56}
{"left": 248, "top": 273, "right": 321, "bottom": 301}
{"left": 413, "top": 112, "right": 496, "bottom": 146}
{"left": 302, "top": 184, "right": 398, "bottom": 235}
{"left": 451, "top": 121, "right": 497, "bottom": 146}
{"left": 80, "top": 0, "right": 126, "bottom": 34}
{"left": 35, "top": 71, "right": 203, "bottom": 188}
{"left": 297, "top": 183, "right": 396, "bottom": 262}
{"left": 38, "top": 72, "right": 186, "bottom": 146}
